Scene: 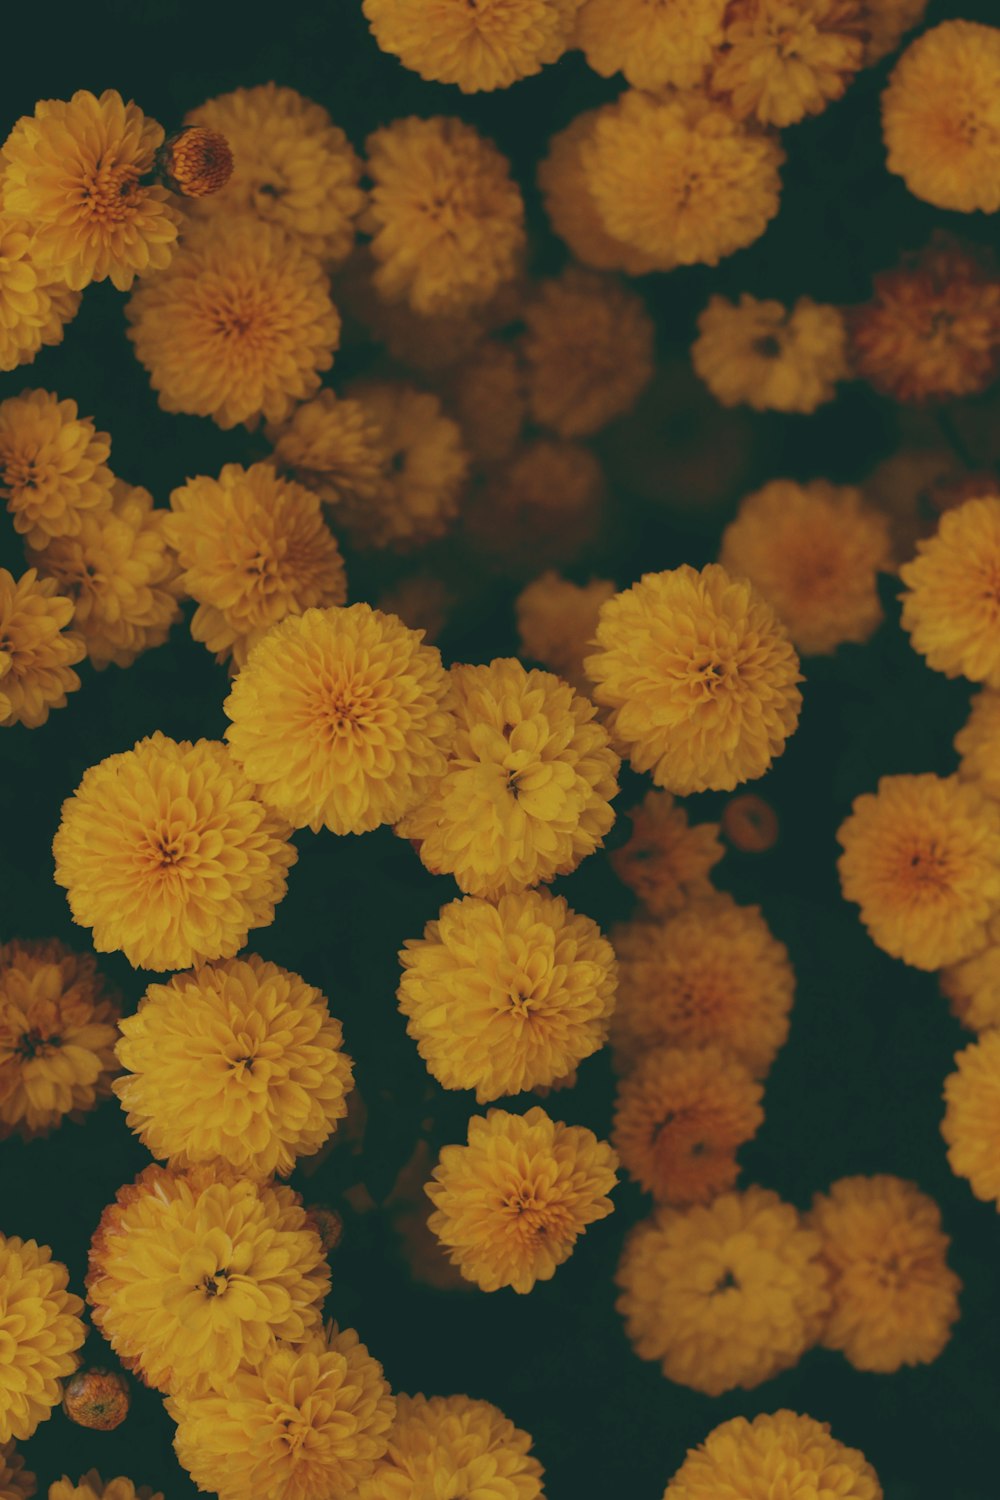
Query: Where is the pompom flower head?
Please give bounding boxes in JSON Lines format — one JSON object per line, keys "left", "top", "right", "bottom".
{"left": 940, "top": 938, "right": 1000, "bottom": 1034}
{"left": 712, "top": 0, "right": 866, "bottom": 128}
{"left": 49, "top": 1476, "right": 161, "bottom": 1500}
{"left": 425, "top": 1106, "right": 618, "bottom": 1293}
{"left": 0, "top": 389, "right": 113, "bottom": 548}
{"left": 610, "top": 791, "right": 723, "bottom": 917}
{"left": 663, "top": 1410, "right": 882, "bottom": 1500}
{"left": 0, "top": 1234, "right": 85, "bottom": 1442}
{"left": 955, "top": 689, "right": 1000, "bottom": 800}
{"left": 157, "top": 125, "right": 234, "bottom": 198}
{"left": 692, "top": 293, "right": 849, "bottom": 413}
{"left": 224, "top": 604, "right": 455, "bottom": 836}
{"left": 363, "top": 0, "right": 580, "bottom": 92}
{"left": 515, "top": 572, "right": 615, "bottom": 696}
{"left": 537, "top": 109, "right": 661, "bottom": 275}
{"left": 942, "top": 1031, "right": 1000, "bottom": 1206}
{"left": 586, "top": 564, "right": 802, "bottom": 795}
{"left": 52, "top": 732, "right": 296, "bottom": 973}
{"left": 900, "top": 497, "right": 1000, "bottom": 687}
{"left": 0, "top": 1442, "right": 34, "bottom": 1500}
{"left": 269, "top": 387, "right": 388, "bottom": 508}
{"left": 574, "top": 0, "right": 727, "bottom": 92}
{"left": 0, "top": 567, "right": 84, "bottom": 729}
{"left": 359, "top": 1393, "right": 544, "bottom": 1500}
{"left": 0, "top": 215, "right": 79, "bottom": 373}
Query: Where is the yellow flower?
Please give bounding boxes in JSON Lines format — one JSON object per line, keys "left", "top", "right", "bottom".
{"left": 537, "top": 110, "right": 661, "bottom": 275}
{"left": 114, "top": 955, "right": 354, "bottom": 1180}
{"left": 0, "top": 389, "right": 113, "bottom": 547}
{"left": 611, "top": 895, "right": 794, "bottom": 1077}
{"left": 225, "top": 604, "right": 455, "bottom": 836}
{"left": 941, "top": 937, "right": 1000, "bottom": 1033}
{"left": 445, "top": 340, "right": 527, "bottom": 464}
{"left": 663, "top": 1411, "right": 882, "bottom": 1500}
{"left": 364, "top": 117, "right": 525, "bottom": 316}
{"left": 0, "top": 568, "right": 84, "bottom": 729}
{"left": 170, "top": 1324, "right": 395, "bottom": 1500}
{"left": 955, "top": 689, "right": 1000, "bottom": 799}
{"left": 810, "top": 1175, "right": 961, "bottom": 1372}
{"left": 515, "top": 572, "right": 615, "bottom": 696}
{"left": 613, "top": 1045, "right": 763, "bottom": 1206}
{"left": 0, "top": 939, "right": 119, "bottom": 1141}
{"left": 157, "top": 126, "right": 234, "bottom": 199}
{"left": 837, "top": 773, "right": 1000, "bottom": 971}
{"left": 398, "top": 889, "right": 616, "bottom": 1102}
{"left": 0, "top": 217, "right": 77, "bottom": 373}
{"left": 882, "top": 21, "right": 1000, "bottom": 213}
{"left": 692, "top": 293, "right": 849, "bottom": 413}
{"left": 712, "top": 0, "right": 866, "bottom": 128}
{"left": 185, "top": 84, "right": 364, "bottom": 263}
{"left": 0, "top": 1443, "right": 34, "bottom": 1500}
{"left": 126, "top": 216, "right": 340, "bottom": 430}
{"left": 580, "top": 90, "right": 785, "bottom": 270}
{"left": 864, "top": 0, "right": 927, "bottom": 65}
{"left": 1, "top": 89, "right": 179, "bottom": 291}
{"left": 358, "top": 1393, "right": 544, "bottom": 1500}
{"left": 425, "top": 1105, "right": 618, "bottom": 1293}
{"left": 610, "top": 791, "right": 723, "bottom": 917}
{"left": 52, "top": 732, "right": 296, "bottom": 972}
{"left": 27, "top": 480, "right": 183, "bottom": 671}
{"left": 719, "top": 479, "right": 892, "bottom": 656}
{"left": 574, "top": 0, "right": 728, "bottom": 91}
{"left": 87, "top": 1164, "right": 329, "bottom": 1396}
{"left": 900, "top": 497, "right": 1000, "bottom": 686}
{"left": 615, "top": 1188, "right": 830, "bottom": 1395}
{"left": 398, "top": 658, "right": 619, "bottom": 899}
{"left": 48, "top": 1477, "right": 161, "bottom": 1500}
{"left": 942, "top": 1030, "right": 1000, "bottom": 1205}
{"left": 362, "top": 0, "right": 582, "bottom": 92}
{"left": 465, "top": 440, "right": 605, "bottom": 576}
{"left": 269, "top": 387, "right": 389, "bottom": 508}
{"left": 0, "top": 1234, "right": 85, "bottom": 1442}
{"left": 586, "top": 564, "right": 802, "bottom": 795}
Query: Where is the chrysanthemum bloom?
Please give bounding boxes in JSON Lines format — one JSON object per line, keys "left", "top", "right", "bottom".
{"left": 692, "top": 293, "right": 849, "bottom": 414}
{"left": 156, "top": 126, "right": 233, "bottom": 198}
{"left": 900, "top": 498, "right": 1000, "bottom": 686}
{"left": 613, "top": 1046, "right": 763, "bottom": 1206}
{"left": 114, "top": 955, "right": 354, "bottom": 1180}
{"left": 0, "top": 939, "right": 119, "bottom": 1140}
{"left": 224, "top": 605, "right": 455, "bottom": 836}
{"left": 364, "top": 117, "right": 525, "bottom": 316}
{"left": 612, "top": 895, "right": 794, "bottom": 1076}
{"left": 610, "top": 791, "right": 723, "bottom": 917}
{"left": 0, "top": 568, "right": 84, "bottom": 729}
{"left": 810, "top": 1175, "right": 960, "bottom": 1372}
{"left": 359, "top": 1393, "right": 544, "bottom": 1500}
{"left": 711, "top": 0, "right": 866, "bottom": 128}
{"left": 426, "top": 1106, "right": 618, "bottom": 1293}
{"left": 62, "top": 1369, "right": 130, "bottom": 1431}
{"left": 0, "top": 1442, "right": 34, "bottom": 1500}
{"left": 884, "top": 20, "right": 1000, "bottom": 213}
{"left": 864, "top": 0, "right": 927, "bottom": 64}
{"left": 465, "top": 440, "right": 605, "bottom": 576}
{"left": 377, "top": 574, "right": 452, "bottom": 646}
{"left": 580, "top": 91, "right": 785, "bottom": 269}
{"left": 955, "top": 689, "right": 1000, "bottom": 801}
{"left": 720, "top": 480, "right": 892, "bottom": 656}
{"left": 616, "top": 1188, "right": 830, "bottom": 1395}
{"left": 942, "top": 1031, "right": 1000, "bottom": 1205}
{"left": 586, "top": 564, "right": 802, "bottom": 795}
{"left": 362, "top": 0, "right": 582, "bottom": 92}
{"left": 446, "top": 340, "right": 527, "bottom": 464}
{"left": 837, "top": 773, "right": 1000, "bottom": 971}
{"left": 398, "top": 658, "right": 619, "bottom": 899}
{"left": 722, "top": 791, "right": 780, "bottom": 853}
{"left": 185, "top": 85, "right": 364, "bottom": 263}
{"left": 0, "top": 389, "right": 114, "bottom": 548}
{"left": 1, "top": 90, "right": 179, "bottom": 291}
{"left": 941, "top": 938, "right": 1000, "bottom": 1033}
{"left": 126, "top": 216, "right": 340, "bottom": 430}
{"left": 49, "top": 1475, "right": 161, "bottom": 1500}
{"left": 170, "top": 1323, "right": 394, "bottom": 1500}
{"left": 87, "top": 1163, "right": 329, "bottom": 1395}
{"left": 520, "top": 269, "right": 654, "bottom": 440}
{"left": 515, "top": 573, "right": 615, "bottom": 696}
{"left": 575, "top": 0, "right": 727, "bottom": 91}
{"left": 52, "top": 733, "right": 296, "bottom": 972}
{"left": 663, "top": 1410, "right": 882, "bottom": 1500}
{"left": 0, "top": 1235, "right": 85, "bottom": 1442}
{"left": 398, "top": 890, "right": 616, "bottom": 1102}
{"left": 27, "top": 481, "right": 182, "bottom": 671}
{"left": 0, "top": 217, "right": 77, "bottom": 372}
{"left": 537, "top": 111, "right": 661, "bottom": 275}
{"left": 269, "top": 387, "right": 388, "bottom": 507}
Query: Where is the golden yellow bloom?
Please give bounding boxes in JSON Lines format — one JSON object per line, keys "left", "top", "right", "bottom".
{"left": 426, "top": 1106, "right": 618, "bottom": 1293}
{"left": 864, "top": 0, "right": 927, "bottom": 65}
{"left": 575, "top": 0, "right": 727, "bottom": 91}
{"left": 611, "top": 791, "right": 723, "bottom": 916}
{"left": 359, "top": 1393, "right": 544, "bottom": 1500}
{"left": 61, "top": 1369, "right": 130, "bottom": 1432}
{"left": 882, "top": 21, "right": 1000, "bottom": 213}
{"left": 692, "top": 293, "right": 849, "bottom": 413}
{"left": 712, "top": 0, "right": 866, "bottom": 128}
{"left": 87, "top": 1164, "right": 329, "bottom": 1396}
{"left": 612, "top": 895, "right": 794, "bottom": 1076}
{"left": 465, "top": 440, "right": 605, "bottom": 575}
{"left": 49, "top": 1475, "right": 161, "bottom": 1500}
{"left": 446, "top": 340, "right": 527, "bottom": 464}
{"left": 810, "top": 1175, "right": 960, "bottom": 1372}
{"left": 398, "top": 889, "right": 616, "bottom": 1102}
{"left": 901, "top": 498, "right": 1000, "bottom": 685}
{"left": 941, "top": 938, "right": 1000, "bottom": 1033}
{"left": 942, "top": 1030, "right": 1000, "bottom": 1205}
{"left": 269, "top": 387, "right": 388, "bottom": 507}
{"left": 126, "top": 216, "right": 340, "bottom": 430}
{"left": 581, "top": 90, "right": 785, "bottom": 269}
{"left": 157, "top": 126, "right": 233, "bottom": 198}
{"left": 837, "top": 773, "right": 1000, "bottom": 971}
{"left": 0, "top": 1235, "right": 85, "bottom": 1442}
{"left": 537, "top": 110, "right": 661, "bottom": 275}
{"left": 615, "top": 1188, "right": 830, "bottom": 1395}
{"left": 0, "top": 217, "right": 77, "bottom": 372}
{"left": 586, "top": 564, "right": 802, "bottom": 794}
{"left": 363, "top": 0, "right": 581, "bottom": 92}
{"left": 27, "top": 480, "right": 182, "bottom": 671}
{"left": 613, "top": 1046, "right": 763, "bottom": 1206}
{"left": 515, "top": 572, "right": 615, "bottom": 696}
{"left": 955, "top": 689, "right": 1000, "bottom": 801}
{"left": 364, "top": 117, "right": 525, "bottom": 316}
{"left": 1, "top": 90, "right": 179, "bottom": 291}
{"left": 170, "top": 1324, "right": 394, "bottom": 1500}
{"left": 722, "top": 791, "right": 780, "bottom": 853}
{"left": 398, "top": 657, "right": 619, "bottom": 899}
{"left": 663, "top": 1410, "right": 882, "bottom": 1500}
{"left": 0, "top": 568, "right": 84, "bottom": 729}
{"left": 0, "top": 1442, "right": 34, "bottom": 1500}
{"left": 185, "top": 85, "right": 364, "bottom": 263}
{"left": 225, "top": 604, "right": 455, "bottom": 836}
{"left": 0, "top": 389, "right": 113, "bottom": 547}
{"left": 720, "top": 479, "right": 891, "bottom": 656}
{"left": 53, "top": 732, "right": 296, "bottom": 972}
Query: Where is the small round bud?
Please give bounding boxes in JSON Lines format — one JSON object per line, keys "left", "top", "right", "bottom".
{"left": 722, "top": 793, "right": 780, "bottom": 853}
{"left": 62, "top": 1367, "right": 130, "bottom": 1430}
{"left": 157, "top": 127, "right": 234, "bottom": 198}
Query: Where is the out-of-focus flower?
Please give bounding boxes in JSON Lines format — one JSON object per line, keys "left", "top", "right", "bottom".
{"left": 0, "top": 218, "right": 78, "bottom": 372}
{"left": 466, "top": 441, "right": 605, "bottom": 576}
{"left": 615, "top": 1188, "right": 830, "bottom": 1395}
{"left": 610, "top": 791, "right": 723, "bottom": 917}
{"left": 363, "top": 0, "right": 582, "bottom": 92}
{"left": 942, "top": 1030, "right": 1000, "bottom": 1205}
{"left": 722, "top": 792, "right": 780, "bottom": 853}
{"left": 941, "top": 937, "right": 1000, "bottom": 1033}
{"left": 663, "top": 1411, "right": 882, "bottom": 1500}
{"left": 0, "top": 1235, "right": 84, "bottom": 1442}
{"left": 574, "top": 0, "right": 727, "bottom": 91}
{"left": 444, "top": 341, "right": 526, "bottom": 464}
{"left": 49, "top": 1475, "right": 160, "bottom": 1500}
{"left": 156, "top": 126, "right": 233, "bottom": 198}
{"left": 956, "top": 689, "right": 1000, "bottom": 800}
{"left": 712, "top": 0, "right": 866, "bottom": 127}
{"left": 0, "top": 390, "right": 113, "bottom": 548}
{"left": 537, "top": 110, "right": 660, "bottom": 275}
{"left": 0, "top": 1441, "right": 34, "bottom": 1500}
{"left": 377, "top": 574, "right": 452, "bottom": 646}
{"left": 0, "top": 568, "right": 84, "bottom": 729}
{"left": 269, "top": 387, "right": 388, "bottom": 507}
{"left": 515, "top": 572, "right": 614, "bottom": 697}
{"left": 692, "top": 294, "right": 849, "bottom": 413}
{"left": 900, "top": 497, "right": 1000, "bottom": 686}
{"left": 864, "top": 0, "right": 927, "bottom": 65}
{"left": 862, "top": 446, "right": 956, "bottom": 569}
{"left": 359, "top": 1393, "right": 544, "bottom": 1500}
{"left": 61, "top": 1369, "right": 130, "bottom": 1432}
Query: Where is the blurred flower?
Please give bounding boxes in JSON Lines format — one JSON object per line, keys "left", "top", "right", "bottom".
{"left": 692, "top": 293, "right": 849, "bottom": 413}
{"left": 0, "top": 389, "right": 113, "bottom": 547}
{"left": 0, "top": 1235, "right": 84, "bottom": 1442}
{"left": 663, "top": 1411, "right": 881, "bottom": 1500}
{"left": 863, "top": 0, "right": 927, "bottom": 65}
{"left": 610, "top": 790, "right": 723, "bottom": 916}
{"left": 362, "top": 0, "right": 581, "bottom": 91}
{"left": 0, "top": 217, "right": 78, "bottom": 372}
{"left": 537, "top": 110, "right": 660, "bottom": 275}
{"left": 445, "top": 340, "right": 526, "bottom": 464}
{"left": 942, "top": 1030, "right": 1000, "bottom": 1206}
{"left": 722, "top": 792, "right": 780, "bottom": 853}
{"left": 0, "top": 1442, "right": 34, "bottom": 1500}
{"left": 359, "top": 1393, "right": 544, "bottom": 1500}
{"left": 574, "top": 0, "right": 727, "bottom": 90}
{"left": 515, "top": 573, "right": 615, "bottom": 696}
{"left": 269, "top": 387, "right": 388, "bottom": 507}
{"left": 376, "top": 574, "right": 452, "bottom": 646}
{"left": 466, "top": 440, "right": 605, "bottom": 576}
{"left": 49, "top": 1476, "right": 160, "bottom": 1500}
{"left": 900, "top": 497, "right": 1000, "bottom": 687}
{"left": 61, "top": 1370, "right": 130, "bottom": 1432}
{"left": 941, "top": 937, "right": 1000, "bottom": 1033}
{"left": 862, "top": 445, "right": 955, "bottom": 568}
{"left": 712, "top": 0, "right": 866, "bottom": 127}
{"left": 0, "top": 568, "right": 84, "bottom": 729}
{"left": 955, "top": 689, "right": 1000, "bottom": 800}
{"left": 156, "top": 126, "right": 233, "bottom": 198}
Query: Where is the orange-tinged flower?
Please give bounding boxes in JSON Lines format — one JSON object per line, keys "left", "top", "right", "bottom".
{"left": 537, "top": 110, "right": 661, "bottom": 275}
{"left": 610, "top": 791, "right": 723, "bottom": 916}
{"left": 0, "top": 216, "right": 78, "bottom": 372}
{"left": 0, "top": 567, "right": 84, "bottom": 729}
{"left": 712, "top": 0, "right": 866, "bottom": 128}
{"left": 49, "top": 1475, "right": 161, "bottom": 1500}
{"left": 692, "top": 293, "right": 849, "bottom": 413}
{"left": 942, "top": 1030, "right": 1000, "bottom": 1206}
{"left": 722, "top": 792, "right": 780, "bottom": 853}
{"left": 864, "top": 0, "right": 927, "bottom": 65}
{"left": 359, "top": 1393, "right": 544, "bottom": 1500}
{"left": 940, "top": 937, "right": 1000, "bottom": 1034}
{"left": 0, "top": 389, "right": 113, "bottom": 548}
{"left": 575, "top": 0, "right": 728, "bottom": 91}
{"left": 363, "top": 0, "right": 582, "bottom": 92}
{"left": 466, "top": 440, "right": 605, "bottom": 576}
{"left": 955, "top": 689, "right": 1000, "bottom": 800}
{"left": 157, "top": 127, "right": 233, "bottom": 198}
{"left": 515, "top": 572, "right": 615, "bottom": 697}
{"left": 446, "top": 340, "right": 527, "bottom": 464}
{"left": 900, "top": 497, "right": 1000, "bottom": 686}
{"left": 0, "top": 1441, "right": 34, "bottom": 1500}
{"left": 61, "top": 1369, "right": 130, "bottom": 1432}
{"left": 663, "top": 1411, "right": 882, "bottom": 1500}
{"left": 0, "top": 1234, "right": 85, "bottom": 1442}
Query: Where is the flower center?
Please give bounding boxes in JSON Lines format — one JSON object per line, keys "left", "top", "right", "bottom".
{"left": 712, "top": 1268, "right": 739, "bottom": 1294}
{"left": 753, "top": 334, "right": 783, "bottom": 358}
{"left": 82, "top": 158, "right": 142, "bottom": 223}
{"left": 15, "top": 1028, "right": 61, "bottom": 1059}
{"left": 201, "top": 1269, "right": 230, "bottom": 1297}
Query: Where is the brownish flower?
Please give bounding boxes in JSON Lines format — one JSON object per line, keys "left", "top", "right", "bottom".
{"left": 156, "top": 127, "right": 234, "bottom": 198}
